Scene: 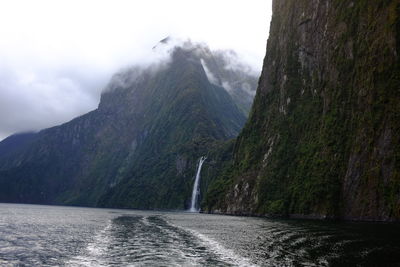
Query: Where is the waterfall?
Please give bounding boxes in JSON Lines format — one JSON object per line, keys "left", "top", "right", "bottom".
{"left": 189, "top": 156, "right": 206, "bottom": 212}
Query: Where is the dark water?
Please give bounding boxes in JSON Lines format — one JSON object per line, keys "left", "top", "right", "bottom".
{"left": 0, "top": 204, "right": 399, "bottom": 266}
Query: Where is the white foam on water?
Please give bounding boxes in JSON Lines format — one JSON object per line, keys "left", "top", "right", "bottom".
{"left": 140, "top": 216, "right": 201, "bottom": 266}
{"left": 188, "top": 229, "right": 256, "bottom": 267}
{"left": 140, "top": 216, "right": 151, "bottom": 226}
{"left": 65, "top": 221, "right": 112, "bottom": 267}
{"left": 165, "top": 219, "right": 257, "bottom": 267}
{"left": 67, "top": 214, "right": 255, "bottom": 266}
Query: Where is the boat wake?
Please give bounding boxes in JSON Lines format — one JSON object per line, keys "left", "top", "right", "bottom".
{"left": 66, "top": 214, "right": 254, "bottom": 266}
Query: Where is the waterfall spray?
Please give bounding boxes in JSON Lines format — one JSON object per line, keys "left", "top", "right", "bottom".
{"left": 189, "top": 156, "right": 206, "bottom": 212}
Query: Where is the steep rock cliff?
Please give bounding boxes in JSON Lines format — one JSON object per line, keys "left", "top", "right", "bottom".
{"left": 206, "top": 0, "right": 400, "bottom": 221}
{"left": 0, "top": 42, "right": 255, "bottom": 209}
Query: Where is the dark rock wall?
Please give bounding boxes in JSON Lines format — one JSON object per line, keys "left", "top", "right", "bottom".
{"left": 206, "top": 0, "right": 400, "bottom": 221}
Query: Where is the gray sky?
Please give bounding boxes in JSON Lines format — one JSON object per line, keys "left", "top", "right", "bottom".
{"left": 0, "top": 0, "right": 272, "bottom": 141}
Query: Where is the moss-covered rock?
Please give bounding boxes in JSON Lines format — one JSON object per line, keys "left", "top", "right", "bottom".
{"left": 206, "top": 0, "right": 400, "bottom": 221}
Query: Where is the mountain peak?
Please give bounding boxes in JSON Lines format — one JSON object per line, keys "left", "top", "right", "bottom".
{"left": 152, "top": 36, "right": 172, "bottom": 50}
{"left": 105, "top": 39, "right": 259, "bottom": 116}
{"left": 0, "top": 37, "right": 251, "bottom": 209}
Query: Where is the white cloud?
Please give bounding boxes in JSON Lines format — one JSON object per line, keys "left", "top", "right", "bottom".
{"left": 200, "top": 59, "right": 219, "bottom": 85}
{"left": 0, "top": 0, "right": 272, "bottom": 140}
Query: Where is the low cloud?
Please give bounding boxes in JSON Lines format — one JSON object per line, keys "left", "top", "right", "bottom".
{"left": 0, "top": 0, "right": 271, "bottom": 140}
{"left": 200, "top": 59, "right": 219, "bottom": 85}
{"left": 0, "top": 65, "right": 105, "bottom": 139}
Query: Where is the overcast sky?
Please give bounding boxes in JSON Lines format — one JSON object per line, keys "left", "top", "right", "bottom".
{"left": 0, "top": 0, "right": 272, "bottom": 141}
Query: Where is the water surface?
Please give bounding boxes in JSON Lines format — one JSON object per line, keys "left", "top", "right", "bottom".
{"left": 0, "top": 203, "right": 399, "bottom": 266}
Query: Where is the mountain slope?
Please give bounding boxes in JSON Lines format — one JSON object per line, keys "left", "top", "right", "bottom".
{"left": 205, "top": 0, "right": 400, "bottom": 221}
{"left": 98, "top": 46, "right": 247, "bottom": 209}
{"left": 0, "top": 42, "right": 254, "bottom": 208}
{"left": 0, "top": 132, "right": 37, "bottom": 159}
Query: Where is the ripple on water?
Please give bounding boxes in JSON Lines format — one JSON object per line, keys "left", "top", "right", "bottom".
{"left": 1, "top": 204, "right": 400, "bottom": 267}
{"left": 67, "top": 215, "right": 254, "bottom": 266}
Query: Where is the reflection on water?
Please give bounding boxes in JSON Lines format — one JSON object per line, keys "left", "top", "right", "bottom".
{"left": 0, "top": 203, "right": 399, "bottom": 266}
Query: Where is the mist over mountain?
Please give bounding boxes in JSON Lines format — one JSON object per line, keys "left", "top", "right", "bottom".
{"left": 1, "top": 0, "right": 397, "bottom": 224}
{"left": 2, "top": 2, "right": 400, "bottom": 266}
{"left": 109, "top": 38, "right": 259, "bottom": 116}
{"left": 0, "top": 40, "right": 257, "bottom": 208}
{"left": 0, "top": 0, "right": 271, "bottom": 141}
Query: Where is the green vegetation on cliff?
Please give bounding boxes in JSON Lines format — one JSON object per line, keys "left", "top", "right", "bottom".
{"left": 0, "top": 42, "right": 256, "bottom": 209}
{"left": 205, "top": 0, "right": 400, "bottom": 221}
{"left": 98, "top": 47, "right": 247, "bottom": 209}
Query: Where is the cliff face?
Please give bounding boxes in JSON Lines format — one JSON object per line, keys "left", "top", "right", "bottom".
{"left": 206, "top": 0, "right": 400, "bottom": 221}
